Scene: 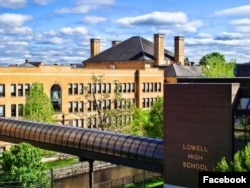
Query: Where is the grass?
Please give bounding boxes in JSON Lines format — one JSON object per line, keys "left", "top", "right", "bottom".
{"left": 43, "top": 156, "right": 79, "bottom": 170}
{"left": 122, "top": 178, "right": 163, "bottom": 188}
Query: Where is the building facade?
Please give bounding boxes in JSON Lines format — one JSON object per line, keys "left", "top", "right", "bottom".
{"left": 0, "top": 33, "right": 203, "bottom": 152}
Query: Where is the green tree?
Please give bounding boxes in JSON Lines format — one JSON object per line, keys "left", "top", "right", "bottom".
{"left": 84, "top": 75, "right": 132, "bottom": 131}
{"left": 124, "top": 97, "right": 163, "bottom": 138}
{"left": 24, "top": 82, "right": 55, "bottom": 123}
{"left": 214, "top": 143, "right": 250, "bottom": 172}
{"left": 200, "top": 52, "right": 236, "bottom": 78}
{"left": 123, "top": 105, "right": 149, "bottom": 136}
{"left": 144, "top": 97, "right": 164, "bottom": 138}
{"left": 0, "top": 142, "right": 50, "bottom": 188}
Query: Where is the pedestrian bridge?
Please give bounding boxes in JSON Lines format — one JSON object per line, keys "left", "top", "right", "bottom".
{"left": 0, "top": 118, "right": 163, "bottom": 173}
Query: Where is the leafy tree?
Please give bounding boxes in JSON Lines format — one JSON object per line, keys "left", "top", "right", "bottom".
{"left": 200, "top": 52, "right": 236, "bottom": 78}
{"left": 199, "top": 52, "right": 225, "bottom": 66}
{"left": 124, "top": 97, "right": 163, "bottom": 138}
{"left": 144, "top": 97, "right": 164, "bottom": 138}
{"left": 123, "top": 105, "right": 149, "bottom": 136}
{"left": 24, "top": 82, "right": 55, "bottom": 123}
{"left": 84, "top": 75, "right": 132, "bottom": 131}
{"left": 0, "top": 142, "right": 50, "bottom": 188}
{"left": 214, "top": 143, "right": 250, "bottom": 172}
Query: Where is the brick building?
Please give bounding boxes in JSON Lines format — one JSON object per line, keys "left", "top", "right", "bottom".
{"left": 0, "top": 33, "right": 202, "bottom": 151}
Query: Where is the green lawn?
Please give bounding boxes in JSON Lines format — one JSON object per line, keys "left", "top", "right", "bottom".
{"left": 123, "top": 178, "right": 163, "bottom": 188}
{"left": 43, "top": 156, "right": 79, "bottom": 170}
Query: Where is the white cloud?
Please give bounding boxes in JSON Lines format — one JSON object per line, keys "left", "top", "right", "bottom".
{"left": 0, "top": 13, "right": 32, "bottom": 27}
{"left": 229, "top": 18, "right": 250, "bottom": 33}
{"left": 75, "top": 0, "right": 114, "bottom": 6}
{"left": 234, "top": 25, "right": 250, "bottom": 33}
{"left": 0, "top": 26, "right": 33, "bottom": 35}
{"left": 0, "top": 0, "right": 27, "bottom": 8}
{"left": 195, "top": 33, "right": 213, "bottom": 39}
{"left": 116, "top": 11, "right": 188, "bottom": 26}
{"left": 6, "top": 41, "right": 29, "bottom": 46}
{"left": 55, "top": 5, "right": 92, "bottom": 14}
{"left": 33, "top": 0, "right": 54, "bottom": 5}
{"left": 214, "top": 5, "right": 250, "bottom": 16}
{"left": 230, "top": 18, "right": 250, "bottom": 25}
{"left": 60, "top": 27, "right": 88, "bottom": 35}
{"left": 176, "top": 20, "right": 203, "bottom": 33}
{"left": 35, "top": 33, "right": 64, "bottom": 45}
{"left": 215, "top": 32, "right": 243, "bottom": 40}
{"left": 83, "top": 16, "right": 107, "bottom": 24}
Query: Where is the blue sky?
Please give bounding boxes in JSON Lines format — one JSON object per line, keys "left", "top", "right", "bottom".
{"left": 0, "top": 0, "right": 249, "bottom": 65}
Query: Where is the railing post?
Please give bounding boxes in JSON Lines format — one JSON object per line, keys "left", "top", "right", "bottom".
{"left": 88, "top": 159, "right": 94, "bottom": 188}
{"left": 50, "top": 168, "right": 54, "bottom": 188}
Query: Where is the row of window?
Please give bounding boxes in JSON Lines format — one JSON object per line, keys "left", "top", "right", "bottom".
{"left": 68, "top": 82, "right": 136, "bottom": 95}
{"left": 68, "top": 99, "right": 135, "bottom": 113}
{"left": 0, "top": 84, "right": 31, "bottom": 97}
{"left": 142, "top": 82, "right": 161, "bottom": 92}
{"left": 0, "top": 81, "right": 162, "bottom": 98}
{"left": 69, "top": 115, "right": 132, "bottom": 128}
{"left": 142, "top": 98, "right": 159, "bottom": 108}
{"left": 0, "top": 104, "right": 24, "bottom": 117}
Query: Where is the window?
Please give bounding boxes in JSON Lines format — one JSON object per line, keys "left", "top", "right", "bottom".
{"left": 127, "top": 83, "right": 130, "bottom": 92}
{"left": 0, "top": 84, "right": 5, "bottom": 97}
{"left": 18, "top": 104, "right": 23, "bottom": 116}
{"left": 68, "top": 102, "right": 73, "bottom": 113}
{"left": 73, "top": 101, "right": 78, "bottom": 112}
{"left": 79, "top": 84, "right": 84, "bottom": 94}
{"left": 145, "top": 83, "right": 149, "bottom": 92}
{"left": 92, "top": 83, "right": 96, "bottom": 93}
{"left": 132, "top": 83, "right": 135, "bottom": 92}
{"left": 11, "top": 84, "right": 16, "bottom": 97}
{"left": 88, "top": 101, "right": 92, "bottom": 111}
{"left": 74, "top": 83, "right": 78, "bottom": 95}
{"left": 97, "top": 83, "right": 101, "bottom": 93}
{"left": 123, "top": 83, "right": 126, "bottom": 93}
{"left": 79, "top": 119, "right": 84, "bottom": 128}
{"left": 79, "top": 101, "right": 84, "bottom": 112}
{"left": 154, "top": 83, "right": 158, "bottom": 92}
{"left": 107, "top": 100, "right": 111, "bottom": 109}
{"left": 88, "top": 83, "right": 91, "bottom": 94}
{"left": 73, "top": 119, "right": 78, "bottom": 127}
{"left": 51, "top": 84, "right": 61, "bottom": 112}
{"left": 114, "top": 99, "right": 118, "bottom": 109}
{"left": 158, "top": 82, "right": 161, "bottom": 92}
{"left": 11, "top": 104, "right": 16, "bottom": 117}
{"left": 25, "top": 84, "right": 30, "bottom": 96}
{"left": 18, "top": 84, "right": 23, "bottom": 97}
{"left": 142, "top": 98, "right": 145, "bottom": 108}
{"left": 102, "top": 83, "right": 106, "bottom": 93}
{"left": 68, "top": 84, "right": 73, "bottom": 95}
{"left": 107, "top": 83, "right": 111, "bottom": 93}
{"left": 87, "top": 118, "right": 91, "bottom": 128}
{"left": 0, "top": 105, "right": 5, "bottom": 117}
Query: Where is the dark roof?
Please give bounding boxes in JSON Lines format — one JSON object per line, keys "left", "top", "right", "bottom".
{"left": 18, "top": 61, "right": 44, "bottom": 67}
{"left": 164, "top": 64, "right": 204, "bottom": 77}
{"left": 84, "top": 36, "right": 174, "bottom": 62}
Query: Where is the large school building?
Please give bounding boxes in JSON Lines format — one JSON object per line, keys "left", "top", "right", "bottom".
{"left": 0, "top": 33, "right": 202, "bottom": 151}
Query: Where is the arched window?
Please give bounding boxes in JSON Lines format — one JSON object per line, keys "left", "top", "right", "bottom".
{"left": 51, "top": 84, "right": 61, "bottom": 112}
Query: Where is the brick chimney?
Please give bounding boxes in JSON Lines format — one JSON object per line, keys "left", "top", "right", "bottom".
{"left": 112, "top": 40, "right": 120, "bottom": 47}
{"left": 90, "top": 38, "right": 100, "bottom": 57}
{"left": 154, "top": 33, "right": 165, "bottom": 66}
{"left": 174, "top": 36, "right": 185, "bottom": 65}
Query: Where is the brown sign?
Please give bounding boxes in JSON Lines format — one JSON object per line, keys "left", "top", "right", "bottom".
{"left": 164, "top": 83, "right": 233, "bottom": 187}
